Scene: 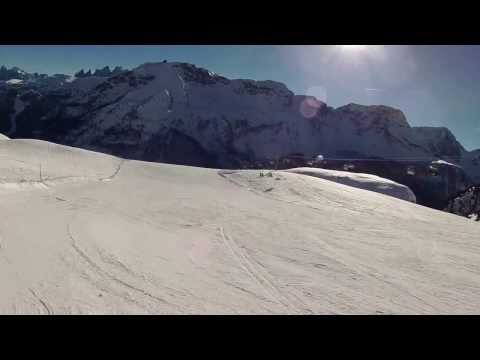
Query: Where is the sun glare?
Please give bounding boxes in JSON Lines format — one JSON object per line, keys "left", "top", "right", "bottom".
{"left": 341, "top": 45, "right": 367, "bottom": 51}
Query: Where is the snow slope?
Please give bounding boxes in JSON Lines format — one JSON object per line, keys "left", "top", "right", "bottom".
{"left": 283, "top": 167, "right": 416, "bottom": 202}
{"left": 1, "top": 138, "right": 480, "bottom": 314}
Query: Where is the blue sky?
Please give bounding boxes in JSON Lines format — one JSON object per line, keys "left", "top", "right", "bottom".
{"left": 1, "top": 45, "right": 479, "bottom": 150}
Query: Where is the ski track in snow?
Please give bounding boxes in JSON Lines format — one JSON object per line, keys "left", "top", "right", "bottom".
{"left": 66, "top": 223, "right": 175, "bottom": 312}
{"left": 28, "top": 288, "right": 53, "bottom": 315}
{"left": 99, "top": 159, "right": 127, "bottom": 182}
{"left": 218, "top": 226, "right": 301, "bottom": 314}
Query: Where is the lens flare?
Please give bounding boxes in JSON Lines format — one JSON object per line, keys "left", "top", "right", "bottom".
{"left": 300, "top": 97, "right": 323, "bottom": 119}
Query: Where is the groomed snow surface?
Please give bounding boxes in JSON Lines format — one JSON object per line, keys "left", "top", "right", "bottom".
{"left": 1, "top": 138, "right": 479, "bottom": 314}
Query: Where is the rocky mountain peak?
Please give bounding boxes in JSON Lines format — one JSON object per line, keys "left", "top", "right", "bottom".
{"left": 334, "top": 103, "right": 410, "bottom": 128}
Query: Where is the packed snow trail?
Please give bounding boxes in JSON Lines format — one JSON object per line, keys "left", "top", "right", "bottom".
{"left": 1, "top": 138, "right": 480, "bottom": 314}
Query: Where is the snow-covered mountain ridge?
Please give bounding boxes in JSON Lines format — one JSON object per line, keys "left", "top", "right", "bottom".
{"left": 1, "top": 62, "right": 478, "bottom": 209}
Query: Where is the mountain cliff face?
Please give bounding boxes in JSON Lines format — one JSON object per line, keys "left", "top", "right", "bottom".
{"left": 1, "top": 62, "right": 479, "bottom": 209}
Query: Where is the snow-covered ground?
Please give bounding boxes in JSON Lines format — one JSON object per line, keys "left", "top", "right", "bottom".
{"left": 1, "top": 138, "right": 480, "bottom": 314}
{"left": 283, "top": 167, "right": 416, "bottom": 202}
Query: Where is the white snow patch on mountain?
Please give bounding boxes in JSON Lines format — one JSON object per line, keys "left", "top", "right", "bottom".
{"left": 6, "top": 79, "right": 23, "bottom": 85}
{"left": 431, "top": 160, "right": 461, "bottom": 168}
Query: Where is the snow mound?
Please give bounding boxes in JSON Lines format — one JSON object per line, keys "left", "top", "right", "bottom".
{"left": 1, "top": 139, "right": 480, "bottom": 314}
{"left": 283, "top": 167, "right": 416, "bottom": 203}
